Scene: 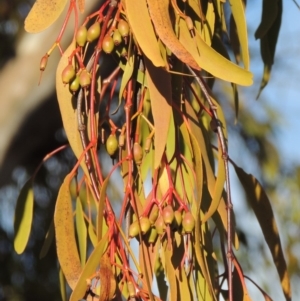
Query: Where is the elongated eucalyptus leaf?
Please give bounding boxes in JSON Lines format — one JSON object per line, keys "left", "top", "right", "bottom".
{"left": 125, "top": 0, "right": 165, "bottom": 67}
{"left": 14, "top": 179, "right": 34, "bottom": 254}
{"left": 144, "top": 57, "right": 172, "bottom": 169}
{"left": 255, "top": 0, "right": 282, "bottom": 98}
{"left": 233, "top": 163, "right": 291, "bottom": 301}
{"left": 118, "top": 53, "right": 135, "bottom": 108}
{"left": 76, "top": 197, "right": 87, "bottom": 266}
{"left": 25, "top": 0, "right": 68, "bottom": 33}
{"left": 179, "top": 18, "right": 253, "bottom": 86}
{"left": 70, "top": 233, "right": 108, "bottom": 301}
{"left": 54, "top": 174, "right": 82, "bottom": 289}
{"left": 146, "top": 0, "right": 199, "bottom": 70}
{"left": 229, "top": 0, "right": 250, "bottom": 70}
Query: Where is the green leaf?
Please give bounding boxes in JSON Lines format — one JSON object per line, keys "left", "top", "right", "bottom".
{"left": 118, "top": 52, "right": 134, "bottom": 110}
{"left": 39, "top": 219, "right": 54, "bottom": 259}
{"left": 25, "top": 0, "right": 68, "bottom": 33}
{"left": 70, "top": 233, "right": 109, "bottom": 301}
{"left": 76, "top": 197, "right": 87, "bottom": 267}
{"left": 54, "top": 174, "right": 82, "bottom": 290}
{"left": 14, "top": 179, "right": 34, "bottom": 254}
{"left": 233, "top": 163, "right": 291, "bottom": 301}
{"left": 125, "top": 0, "right": 165, "bottom": 67}
{"left": 144, "top": 57, "right": 172, "bottom": 169}
{"left": 179, "top": 18, "right": 253, "bottom": 86}
{"left": 229, "top": 0, "right": 250, "bottom": 70}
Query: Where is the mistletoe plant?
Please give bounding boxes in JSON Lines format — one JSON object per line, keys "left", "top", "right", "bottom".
{"left": 13, "top": 0, "right": 290, "bottom": 301}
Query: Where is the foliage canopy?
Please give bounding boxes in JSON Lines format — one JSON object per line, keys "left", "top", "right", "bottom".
{"left": 14, "top": 0, "right": 290, "bottom": 301}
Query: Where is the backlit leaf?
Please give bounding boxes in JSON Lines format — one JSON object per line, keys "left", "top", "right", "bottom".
{"left": 146, "top": 0, "right": 199, "bottom": 70}
{"left": 229, "top": 0, "right": 250, "bottom": 70}
{"left": 145, "top": 57, "right": 172, "bottom": 169}
{"left": 76, "top": 197, "right": 87, "bottom": 266}
{"left": 125, "top": 0, "right": 165, "bottom": 67}
{"left": 70, "top": 233, "right": 108, "bottom": 301}
{"left": 233, "top": 163, "right": 291, "bottom": 301}
{"left": 179, "top": 18, "right": 253, "bottom": 86}
{"left": 25, "top": 0, "right": 68, "bottom": 33}
{"left": 14, "top": 179, "right": 34, "bottom": 254}
{"left": 54, "top": 174, "right": 82, "bottom": 289}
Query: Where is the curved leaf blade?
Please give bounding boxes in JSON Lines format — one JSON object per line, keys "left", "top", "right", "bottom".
{"left": 70, "top": 233, "right": 109, "bottom": 301}
{"left": 229, "top": 0, "right": 250, "bottom": 70}
{"left": 14, "top": 179, "right": 34, "bottom": 254}
{"left": 146, "top": 0, "right": 200, "bottom": 70}
{"left": 179, "top": 18, "right": 253, "bottom": 86}
{"left": 54, "top": 174, "right": 82, "bottom": 289}
{"left": 233, "top": 163, "right": 291, "bottom": 301}
{"left": 145, "top": 57, "right": 172, "bottom": 169}
{"left": 125, "top": 0, "right": 165, "bottom": 67}
{"left": 76, "top": 197, "right": 87, "bottom": 266}
{"left": 25, "top": 0, "right": 68, "bottom": 33}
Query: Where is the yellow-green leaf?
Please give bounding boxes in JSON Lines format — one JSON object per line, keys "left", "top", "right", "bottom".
{"left": 146, "top": 0, "right": 199, "bottom": 70}
{"left": 14, "top": 179, "right": 34, "bottom": 254}
{"left": 76, "top": 197, "right": 87, "bottom": 266}
{"left": 229, "top": 0, "right": 250, "bottom": 70}
{"left": 70, "top": 233, "right": 108, "bottom": 301}
{"left": 233, "top": 163, "right": 291, "bottom": 301}
{"left": 125, "top": 0, "right": 165, "bottom": 67}
{"left": 179, "top": 18, "right": 253, "bottom": 86}
{"left": 118, "top": 52, "right": 134, "bottom": 110}
{"left": 25, "top": 0, "right": 68, "bottom": 33}
{"left": 97, "top": 176, "right": 109, "bottom": 241}
{"left": 144, "top": 57, "right": 172, "bottom": 169}
{"left": 54, "top": 174, "right": 82, "bottom": 289}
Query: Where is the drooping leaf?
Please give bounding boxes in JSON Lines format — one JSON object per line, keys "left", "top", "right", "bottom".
{"left": 39, "top": 219, "right": 55, "bottom": 259}
{"left": 179, "top": 18, "right": 253, "bottom": 86}
{"left": 144, "top": 57, "right": 172, "bottom": 169}
{"left": 54, "top": 174, "right": 82, "bottom": 289}
{"left": 97, "top": 176, "right": 110, "bottom": 241}
{"left": 233, "top": 163, "right": 291, "bottom": 301}
{"left": 125, "top": 0, "right": 165, "bottom": 67}
{"left": 88, "top": 222, "right": 97, "bottom": 247}
{"left": 76, "top": 197, "right": 87, "bottom": 266}
{"left": 25, "top": 0, "right": 69, "bottom": 33}
{"left": 70, "top": 233, "right": 108, "bottom": 301}
{"left": 255, "top": 0, "right": 282, "bottom": 98}
{"left": 118, "top": 52, "right": 135, "bottom": 110}
{"left": 14, "top": 179, "right": 34, "bottom": 254}
{"left": 229, "top": 0, "right": 250, "bottom": 70}
{"left": 146, "top": 0, "right": 200, "bottom": 70}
